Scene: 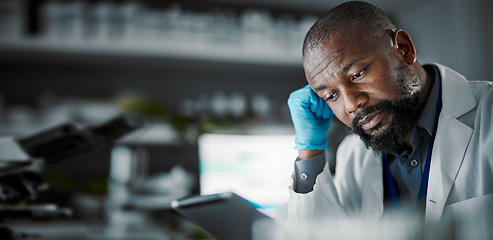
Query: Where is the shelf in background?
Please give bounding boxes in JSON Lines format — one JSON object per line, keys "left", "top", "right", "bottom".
{"left": 0, "top": 37, "right": 303, "bottom": 67}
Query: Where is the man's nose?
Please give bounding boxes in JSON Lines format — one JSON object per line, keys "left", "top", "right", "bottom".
{"left": 342, "top": 88, "right": 368, "bottom": 114}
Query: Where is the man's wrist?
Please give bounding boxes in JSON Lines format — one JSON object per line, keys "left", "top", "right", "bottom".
{"left": 298, "top": 149, "right": 325, "bottom": 160}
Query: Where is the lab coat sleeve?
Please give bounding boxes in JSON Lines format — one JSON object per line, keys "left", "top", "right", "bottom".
{"left": 285, "top": 135, "right": 366, "bottom": 223}
{"left": 293, "top": 153, "right": 326, "bottom": 193}
{"left": 286, "top": 162, "right": 347, "bottom": 224}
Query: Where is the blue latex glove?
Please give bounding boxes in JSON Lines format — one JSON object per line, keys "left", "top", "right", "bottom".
{"left": 288, "top": 85, "right": 332, "bottom": 150}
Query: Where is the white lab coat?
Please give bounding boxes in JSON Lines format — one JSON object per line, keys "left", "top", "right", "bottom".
{"left": 286, "top": 64, "right": 493, "bottom": 223}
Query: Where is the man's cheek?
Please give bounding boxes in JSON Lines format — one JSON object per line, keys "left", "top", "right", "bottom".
{"left": 333, "top": 112, "right": 353, "bottom": 128}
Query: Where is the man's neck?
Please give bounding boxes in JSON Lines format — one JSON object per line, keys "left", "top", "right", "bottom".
{"left": 404, "top": 64, "right": 435, "bottom": 147}
{"left": 416, "top": 64, "right": 435, "bottom": 116}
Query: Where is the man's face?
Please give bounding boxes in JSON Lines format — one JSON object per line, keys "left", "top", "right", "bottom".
{"left": 303, "top": 23, "right": 421, "bottom": 154}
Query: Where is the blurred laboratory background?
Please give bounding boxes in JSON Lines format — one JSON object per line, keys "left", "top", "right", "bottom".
{"left": 0, "top": 0, "right": 492, "bottom": 239}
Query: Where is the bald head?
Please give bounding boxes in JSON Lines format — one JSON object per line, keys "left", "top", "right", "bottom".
{"left": 303, "top": 1, "right": 397, "bottom": 57}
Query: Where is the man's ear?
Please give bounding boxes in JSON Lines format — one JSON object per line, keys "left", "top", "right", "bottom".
{"left": 392, "top": 29, "right": 416, "bottom": 64}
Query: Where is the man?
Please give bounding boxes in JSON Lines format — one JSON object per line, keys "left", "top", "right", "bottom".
{"left": 286, "top": 1, "right": 493, "bottom": 223}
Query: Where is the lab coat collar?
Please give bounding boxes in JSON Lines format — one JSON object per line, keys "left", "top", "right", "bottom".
{"left": 433, "top": 64, "right": 477, "bottom": 118}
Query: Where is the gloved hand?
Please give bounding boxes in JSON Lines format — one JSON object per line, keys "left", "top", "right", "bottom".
{"left": 288, "top": 85, "right": 332, "bottom": 150}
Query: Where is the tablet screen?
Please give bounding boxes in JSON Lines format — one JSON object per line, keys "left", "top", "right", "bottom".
{"left": 171, "top": 192, "right": 274, "bottom": 240}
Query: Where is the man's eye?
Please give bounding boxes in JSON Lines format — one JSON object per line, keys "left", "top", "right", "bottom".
{"left": 352, "top": 69, "right": 365, "bottom": 80}
{"left": 326, "top": 92, "right": 338, "bottom": 101}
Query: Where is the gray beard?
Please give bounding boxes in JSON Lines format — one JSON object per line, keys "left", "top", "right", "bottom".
{"left": 351, "top": 63, "right": 421, "bottom": 154}
{"left": 351, "top": 95, "right": 419, "bottom": 154}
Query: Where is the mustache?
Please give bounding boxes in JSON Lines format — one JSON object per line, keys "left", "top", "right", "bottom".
{"left": 351, "top": 100, "right": 396, "bottom": 130}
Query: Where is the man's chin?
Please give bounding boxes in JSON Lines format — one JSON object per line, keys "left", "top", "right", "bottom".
{"left": 363, "top": 121, "right": 391, "bottom": 137}
{"left": 354, "top": 126, "right": 408, "bottom": 154}
{"left": 351, "top": 96, "right": 419, "bottom": 154}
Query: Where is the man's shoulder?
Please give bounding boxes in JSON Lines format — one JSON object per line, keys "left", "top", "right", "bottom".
{"left": 452, "top": 79, "right": 493, "bottom": 129}
{"left": 464, "top": 80, "right": 493, "bottom": 113}
{"left": 471, "top": 81, "right": 493, "bottom": 112}
{"left": 434, "top": 63, "right": 492, "bottom": 115}
{"left": 467, "top": 80, "right": 493, "bottom": 96}
{"left": 433, "top": 63, "right": 492, "bottom": 94}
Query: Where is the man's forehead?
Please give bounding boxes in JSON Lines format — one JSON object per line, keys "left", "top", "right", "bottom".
{"left": 303, "top": 26, "right": 384, "bottom": 81}
{"left": 303, "top": 42, "right": 352, "bottom": 81}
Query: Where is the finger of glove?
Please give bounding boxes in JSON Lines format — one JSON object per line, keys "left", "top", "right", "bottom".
{"left": 288, "top": 85, "right": 311, "bottom": 111}
{"left": 322, "top": 101, "right": 332, "bottom": 119}
{"left": 287, "top": 85, "right": 331, "bottom": 124}
{"left": 309, "top": 89, "right": 332, "bottom": 119}
{"left": 294, "top": 117, "right": 331, "bottom": 150}
{"left": 289, "top": 86, "right": 319, "bottom": 131}
{"left": 288, "top": 85, "right": 332, "bottom": 150}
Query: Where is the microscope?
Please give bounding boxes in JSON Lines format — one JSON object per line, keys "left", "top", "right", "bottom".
{"left": 0, "top": 116, "right": 140, "bottom": 239}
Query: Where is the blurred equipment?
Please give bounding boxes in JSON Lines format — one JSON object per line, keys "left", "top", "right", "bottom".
{"left": 0, "top": 115, "right": 140, "bottom": 239}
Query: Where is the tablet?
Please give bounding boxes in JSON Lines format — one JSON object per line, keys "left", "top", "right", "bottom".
{"left": 171, "top": 192, "right": 273, "bottom": 240}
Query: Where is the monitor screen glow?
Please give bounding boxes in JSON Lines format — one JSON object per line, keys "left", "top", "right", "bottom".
{"left": 198, "top": 133, "right": 297, "bottom": 210}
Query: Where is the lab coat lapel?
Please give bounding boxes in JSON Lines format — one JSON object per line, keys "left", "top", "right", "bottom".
{"left": 361, "top": 153, "right": 384, "bottom": 219}
{"left": 425, "top": 64, "right": 475, "bottom": 222}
